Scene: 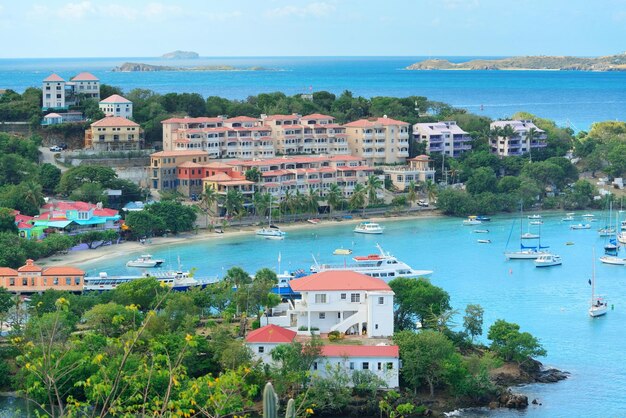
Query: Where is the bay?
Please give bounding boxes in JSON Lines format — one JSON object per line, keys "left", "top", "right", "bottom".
{"left": 2, "top": 56, "right": 626, "bottom": 131}
{"left": 79, "top": 213, "right": 626, "bottom": 418}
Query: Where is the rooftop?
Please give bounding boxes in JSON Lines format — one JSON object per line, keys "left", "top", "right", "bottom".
{"left": 321, "top": 345, "right": 399, "bottom": 358}
{"left": 343, "top": 117, "right": 409, "bottom": 128}
{"left": 71, "top": 72, "right": 99, "bottom": 81}
{"left": 245, "top": 324, "right": 297, "bottom": 343}
{"left": 151, "top": 150, "right": 208, "bottom": 158}
{"left": 91, "top": 116, "right": 139, "bottom": 128}
{"left": 289, "top": 271, "right": 392, "bottom": 292}
{"left": 43, "top": 73, "right": 64, "bottom": 82}
{"left": 100, "top": 94, "right": 131, "bottom": 104}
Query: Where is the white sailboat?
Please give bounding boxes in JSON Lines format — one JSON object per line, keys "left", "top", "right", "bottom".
{"left": 589, "top": 250, "right": 608, "bottom": 317}
{"left": 256, "top": 195, "right": 286, "bottom": 239}
{"left": 505, "top": 203, "right": 550, "bottom": 260}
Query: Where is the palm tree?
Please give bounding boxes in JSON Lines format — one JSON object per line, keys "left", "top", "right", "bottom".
{"left": 252, "top": 192, "right": 271, "bottom": 222}
{"left": 245, "top": 167, "right": 262, "bottom": 183}
{"left": 305, "top": 188, "right": 320, "bottom": 218}
{"left": 294, "top": 190, "right": 307, "bottom": 221}
{"left": 325, "top": 183, "right": 343, "bottom": 219}
{"left": 424, "top": 179, "right": 438, "bottom": 205}
{"left": 349, "top": 183, "right": 367, "bottom": 216}
{"left": 223, "top": 189, "right": 244, "bottom": 221}
{"left": 526, "top": 127, "right": 537, "bottom": 162}
{"left": 488, "top": 127, "right": 502, "bottom": 152}
{"left": 406, "top": 180, "right": 418, "bottom": 210}
{"left": 365, "top": 174, "right": 383, "bottom": 206}
{"left": 199, "top": 185, "right": 218, "bottom": 227}
{"left": 501, "top": 124, "right": 516, "bottom": 153}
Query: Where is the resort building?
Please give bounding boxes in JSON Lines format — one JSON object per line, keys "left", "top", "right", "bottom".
{"left": 42, "top": 72, "right": 100, "bottom": 110}
{"left": 413, "top": 121, "right": 472, "bottom": 156}
{"left": 84, "top": 116, "right": 143, "bottom": 151}
{"left": 265, "top": 271, "right": 395, "bottom": 338}
{"left": 202, "top": 173, "right": 256, "bottom": 215}
{"left": 489, "top": 120, "right": 548, "bottom": 156}
{"left": 383, "top": 155, "right": 436, "bottom": 191}
{"left": 99, "top": 95, "right": 133, "bottom": 119}
{"left": 343, "top": 116, "right": 411, "bottom": 165}
{"left": 0, "top": 259, "right": 85, "bottom": 294}
{"left": 150, "top": 150, "right": 211, "bottom": 191}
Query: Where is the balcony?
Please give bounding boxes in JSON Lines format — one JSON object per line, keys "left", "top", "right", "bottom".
{"left": 363, "top": 133, "right": 373, "bottom": 140}
{"left": 398, "top": 132, "right": 409, "bottom": 140}
{"left": 375, "top": 132, "right": 386, "bottom": 140}
{"left": 375, "top": 151, "right": 386, "bottom": 157}
{"left": 397, "top": 150, "right": 409, "bottom": 157}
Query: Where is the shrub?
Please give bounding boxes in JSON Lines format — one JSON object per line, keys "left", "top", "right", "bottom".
{"left": 328, "top": 330, "right": 343, "bottom": 342}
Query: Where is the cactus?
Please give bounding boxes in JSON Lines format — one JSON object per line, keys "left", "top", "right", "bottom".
{"left": 285, "top": 398, "right": 296, "bottom": 418}
{"left": 263, "top": 382, "right": 279, "bottom": 418}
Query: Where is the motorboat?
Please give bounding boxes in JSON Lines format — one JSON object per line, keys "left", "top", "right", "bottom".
{"left": 333, "top": 248, "right": 353, "bottom": 256}
{"left": 126, "top": 254, "right": 164, "bottom": 268}
{"left": 84, "top": 270, "right": 218, "bottom": 292}
{"left": 477, "top": 239, "right": 491, "bottom": 244}
{"left": 599, "top": 255, "right": 626, "bottom": 266}
{"left": 307, "top": 218, "right": 321, "bottom": 224}
{"left": 354, "top": 222, "right": 384, "bottom": 234}
{"left": 476, "top": 216, "right": 491, "bottom": 222}
{"left": 528, "top": 214, "right": 542, "bottom": 219}
{"left": 582, "top": 213, "right": 595, "bottom": 219}
{"left": 521, "top": 232, "right": 540, "bottom": 239}
{"left": 462, "top": 216, "right": 482, "bottom": 226}
{"left": 561, "top": 215, "right": 574, "bottom": 222}
{"left": 589, "top": 250, "right": 608, "bottom": 317}
{"left": 473, "top": 229, "right": 490, "bottom": 233}
{"left": 256, "top": 225, "right": 286, "bottom": 239}
{"left": 530, "top": 221, "right": 544, "bottom": 225}
{"left": 311, "top": 244, "right": 432, "bottom": 280}
{"left": 571, "top": 223, "right": 591, "bottom": 230}
{"left": 534, "top": 254, "right": 562, "bottom": 267}
{"left": 617, "top": 232, "right": 626, "bottom": 244}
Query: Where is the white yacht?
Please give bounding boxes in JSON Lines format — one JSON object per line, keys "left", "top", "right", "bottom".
{"left": 353, "top": 222, "right": 384, "bottom": 234}
{"left": 462, "top": 216, "right": 482, "bottom": 226}
{"left": 534, "top": 254, "right": 562, "bottom": 267}
{"left": 126, "top": 254, "right": 164, "bottom": 268}
{"left": 84, "top": 270, "right": 218, "bottom": 292}
{"left": 528, "top": 214, "right": 542, "bottom": 220}
{"left": 310, "top": 244, "right": 432, "bottom": 280}
{"left": 599, "top": 255, "right": 626, "bottom": 266}
{"left": 571, "top": 223, "right": 591, "bottom": 230}
{"left": 505, "top": 248, "right": 551, "bottom": 260}
{"left": 521, "top": 232, "right": 540, "bottom": 239}
{"left": 256, "top": 225, "right": 286, "bottom": 239}
{"left": 589, "top": 251, "right": 608, "bottom": 317}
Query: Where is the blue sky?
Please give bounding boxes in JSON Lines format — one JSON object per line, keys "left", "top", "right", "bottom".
{"left": 1, "top": 0, "right": 625, "bottom": 57}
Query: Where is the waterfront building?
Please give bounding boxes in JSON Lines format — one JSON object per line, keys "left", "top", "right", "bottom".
{"left": 0, "top": 259, "right": 85, "bottom": 294}
{"left": 489, "top": 120, "right": 547, "bottom": 156}
{"left": 413, "top": 121, "right": 472, "bottom": 156}
{"left": 343, "top": 116, "right": 411, "bottom": 165}
{"left": 42, "top": 72, "right": 100, "bottom": 110}
{"left": 265, "top": 270, "right": 395, "bottom": 337}
{"left": 383, "top": 155, "right": 436, "bottom": 191}
{"left": 202, "top": 173, "right": 256, "bottom": 215}
{"left": 176, "top": 161, "right": 235, "bottom": 199}
{"left": 99, "top": 94, "right": 133, "bottom": 119}
{"left": 42, "top": 73, "right": 67, "bottom": 109}
{"left": 84, "top": 116, "right": 143, "bottom": 151}
{"left": 34, "top": 201, "right": 121, "bottom": 236}
{"left": 150, "top": 150, "right": 211, "bottom": 191}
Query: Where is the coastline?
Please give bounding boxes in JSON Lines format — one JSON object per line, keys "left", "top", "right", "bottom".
{"left": 38, "top": 209, "right": 443, "bottom": 268}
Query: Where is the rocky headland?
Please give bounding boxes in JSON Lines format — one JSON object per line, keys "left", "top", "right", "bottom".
{"left": 406, "top": 53, "right": 626, "bottom": 71}
{"left": 112, "top": 62, "right": 270, "bottom": 72}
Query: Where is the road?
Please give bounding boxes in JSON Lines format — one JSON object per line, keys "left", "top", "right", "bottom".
{"left": 39, "top": 147, "right": 69, "bottom": 172}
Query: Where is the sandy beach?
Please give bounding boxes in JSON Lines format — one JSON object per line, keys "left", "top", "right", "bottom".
{"left": 38, "top": 210, "right": 443, "bottom": 268}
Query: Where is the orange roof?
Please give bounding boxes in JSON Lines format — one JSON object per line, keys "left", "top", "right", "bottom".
{"left": 224, "top": 116, "right": 258, "bottom": 123}
{"left": 245, "top": 324, "right": 297, "bottom": 343}
{"left": 161, "top": 116, "right": 224, "bottom": 124}
{"left": 71, "top": 72, "right": 99, "bottom": 81}
{"left": 44, "top": 113, "right": 63, "bottom": 118}
{"left": 43, "top": 73, "right": 64, "bottom": 82}
{"left": 204, "top": 172, "right": 234, "bottom": 182}
{"left": 18, "top": 259, "right": 42, "bottom": 273}
{"left": 43, "top": 266, "right": 85, "bottom": 276}
{"left": 91, "top": 116, "right": 139, "bottom": 128}
{"left": 263, "top": 114, "right": 300, "bottom": 121}
{"left": 151, "top": 150, "right": 207, "bottom": 158}
{"left": 409, "top": 155, "right": 430, "bottom": 161}
{"left": 178, "top": 161, "right": 203, "bottom": 168}
{"left": 289, "top": 271, "right": 391, "bottom": 292}
{"left": 0, "top": 267, "right": 18, "bottom": 276}
{"left": 343, "top": 117, "right": 409, "bottom": 128}
{"left": 321, "top": 345, "right": 399, "bottom": 358}
{"left": 100, "top": 94, "right": 131, "bottom": 104}
{"left": 301, "top": 113, "right": 334, "bottom": 120}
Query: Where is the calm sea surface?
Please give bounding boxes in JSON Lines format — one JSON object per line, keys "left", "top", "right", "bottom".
{"left": 70, "top": 212, "right": 626, "bottom": 418}
{"left": 2, "top": 56, "right": 626, "bottom": 131}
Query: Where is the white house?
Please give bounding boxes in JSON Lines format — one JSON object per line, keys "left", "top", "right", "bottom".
{"left": 99, "top": 94, "right": 133, "bottom": 119}
{"left": 42, "top": 73, "right": 66, "bottom": 109}
{"left": 265, "top": 271, "right": 395, "bottom": 338}
{"left": 245, "top": 324, "right": 298, "bottom": 364}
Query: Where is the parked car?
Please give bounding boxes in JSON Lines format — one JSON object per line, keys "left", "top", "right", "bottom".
{"left": 417, "top": 199, "right": 429, "bottom": 207}
{"left": 49, "top": 146, "right": 63, "bottom": 152}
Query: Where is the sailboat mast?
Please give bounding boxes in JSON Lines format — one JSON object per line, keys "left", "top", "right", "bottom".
{"left": 591, "top": 248, "right": 596, "bottom": 304}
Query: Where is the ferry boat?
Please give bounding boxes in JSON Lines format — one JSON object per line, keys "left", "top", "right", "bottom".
{"left": 353, "top": 222, "right": 384, "bottom": 234}
{"left": 84, "top": 270, "right": 218, "bottom": 292}
{"left": 126, "top": 254, "right": 164, "bottom": 268}
{"left": 534, "top": 254, "right": 562, "bottom": 267}
{"left": 462, "top": 216, "right": 481, "bottom": 226}
{"left": 310, "top": 244, "right": 432, "bottom": 280}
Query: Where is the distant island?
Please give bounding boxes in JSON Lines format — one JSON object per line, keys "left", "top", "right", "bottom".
{"left": 406, "top": 53, "right": 626, "bottom": 71}
{"left": 161, "top": 50, "right": 199, "bottom": 59}
{"left": 112, "top": 62, "right": 271, "bottom": 72}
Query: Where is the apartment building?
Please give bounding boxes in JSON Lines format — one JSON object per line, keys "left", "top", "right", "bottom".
{"left": 383, "top": 155, "right": 436, "bottom": 191}
{"left": 150, "top": 150, "right": 211, "bottom": 191}
{"left": 489, "top": 120, "right": 548, "bottom": 156}
{"left": 413, "top": 121, "right": 472, "bottom": 156}
{"left": 84, "top": 116, "right": 143, "bottom": 151}
{"left": 344, "top": 116, "right": 410, "bottom": 165}
{"left": 176, "top": 161, "right": 235, "bottom": 198}
{"left": 99, "top": 94, "right": 133, "bottom": 119}
{"left": 42, "top": 72, "right": 100, "bottom": 110}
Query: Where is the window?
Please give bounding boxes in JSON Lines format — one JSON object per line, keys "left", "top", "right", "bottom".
{"left": 313, "top": 362, "right": 318, "bottom": 370}
{"left": 319, "top": 312, "right": 325, "bottom": 319}
{"left": 9, "top": 278, "right": 14, "bottom": 286}
{"left": 66, "top": 277, "right": 71, "bottom": 285}
{"left": 54, "top": 278, "right": 58, "bottom": 285}
{"left": 378, "top": 297, "right": 384, "bottom": 305}
{"left": 386, "top": 362, "right": 394, "bottom": 370}
{"left": 314, "top": 294, "right": 327, "bottom": 303}
{"left": 362, "top": 362, "right": 369, "bottom": 370}
{"left": 340, "top": 293, "right": 346, "bottom": 300}
{"left": 258, "top": 346, "right": 264, "bottom": 353}
{"left": 350, "top": 293, "right": 360, "bottom": 303}
{"left": 377, "top": 362, "right": 382, "bottom": 370}
{"left": 349, "top": 362, "right": 354, "bottom": 370}
{"left": 74, "top": 277, "right": 81, "bottom": 285}
{"left": 375, "top": 324, "right": 379, "bottom": 330}
{"left": 22, "top": 278, "right": 28, "bottom": 286}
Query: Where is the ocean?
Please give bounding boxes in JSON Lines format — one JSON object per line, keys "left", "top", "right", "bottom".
{"left": 76, "top": 212, "right": 626, "bottom": 418}
{"left": 2, "top": 56, "right": 626, "bottom": 131}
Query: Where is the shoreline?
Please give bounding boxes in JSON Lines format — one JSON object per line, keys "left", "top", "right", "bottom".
{"left": 38, "top": 210, "right": 444, "bottom": 268}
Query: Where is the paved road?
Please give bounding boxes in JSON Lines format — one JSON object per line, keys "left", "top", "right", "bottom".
{"left": 39, "top": 147, "right": 69, "bottom": 172}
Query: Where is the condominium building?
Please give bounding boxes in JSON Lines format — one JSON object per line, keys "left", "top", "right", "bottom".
{"left": 150, "top": 150, "right": 211, "bottom": 191}
{"left": 489, "top": 120, "right": 548, "bottom": 156}
{"left": 343, "top": 116, "right": 410, "bottom": 165}
{"left": 383, "top": 155, "right": 436, "bottom": 191}
{"left": 42, "top": 72, "right": 100, "bottom": 110}
{"left": 413, "top": 121, "right": 472, "bottom": 156}
{"left": 99, "top": 94, "right": 133, "bottom": 119}
{"left": 85, "top": 116, "right": 143, "bottom": 151}
{"left": 176, "top": 161, "right": 237, "bottom": 199}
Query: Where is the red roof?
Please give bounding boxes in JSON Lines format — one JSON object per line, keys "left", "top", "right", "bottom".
{"left": 301, "top": 113, "right": 334, "bottom": 120}
{"left": 43, "top": 266, "right": 85, "bottom": 276}
{"left": 0, "top": 267, "right": 18, "bottom": 276}
{"left": 91, "top": 116, "right": 139, "bottom": 128}
{"left": 289, "top": 271, "right": 391, "bottom": 292}
{"left": 18, "top": 259, "right": 42, "bottom": 273}
{"left": 321, "top": 345, "right": 399, "bottom": 358}
{"left": 224, "top": 116, "right": 258, "bottom": 123}
{"left": 17, "top": 222, "right": 33, "bottom": 229}
{"left": 15, "top": 214, "right": 34, "bottom": 223}
{"left": 343, "top": 117, "right": 409, "bottom": 128}
{"left": 263, "top": 114, "right": 300, "bottom": 121}
{"left": 161, "top": 117, "right": 224, "bottom": 124}
{"left": 151, "top": 150, "right": 207, "bottom": 158}
{"left": 43, "top": 73, "right": 64, "bottom": 82}
{"left": 100, "top": 94, "right": 131, "bottom": 104}
{"left": 245, "top": 324, "right": 297, "bottom": 343}
{"left": 71, "top": 72, "right": 99, "bottom": 81}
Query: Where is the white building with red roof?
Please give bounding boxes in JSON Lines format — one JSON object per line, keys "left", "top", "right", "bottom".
{"left": 42, "top": 72, "right": 100, "bottom": 110}
{"left": 245, "top": 324, "right": 298, "bottom": 363}
{"left": 99, "top": 94, "right": 133, "bottom": 119}
{"left": 344, "top": 116, "right": 411, "bottom": 165}
{"left": 265, "top": 271, "right": 395, "bottom": 338}
{"left": 85, "top": 116, "right": 143, "bottom": 151}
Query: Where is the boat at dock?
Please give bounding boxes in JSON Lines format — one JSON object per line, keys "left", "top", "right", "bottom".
{"left": 126, "top": 254, "right": 164, "bottom": 268}
{"left": 84, "top": 270, "right": 218, "bottom": 292}
{"left": 477, "top": 239, "right": 491, "bottom": 244}
{"left": 353, "top": 222, "right": 384, "bottom": 234}
{"left": 473, "top": 229, "right": 489, "bottom": 233}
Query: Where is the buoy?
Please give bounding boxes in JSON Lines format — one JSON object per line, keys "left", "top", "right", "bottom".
{"left": 612, "top": 304, "right": 614, "bottom": 310}
{"left": 509, "top": 269, "right": 513, "bottom": 275}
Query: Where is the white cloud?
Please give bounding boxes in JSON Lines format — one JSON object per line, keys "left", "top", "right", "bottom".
{"left": 265, "top": 2, "right": 335, "bottom": 18}
{"left": 58, "top": 1, "right": 94, "bottom": 19}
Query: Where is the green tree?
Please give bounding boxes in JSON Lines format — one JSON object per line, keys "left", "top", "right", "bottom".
{"left": 365, "top": 174, "right": 383, "bottom": 205}
{"left": 389, "top": 277, "right": 451, "bottom": 330}
{"left": 244, "top": 167, "right": 262, "bottom": 183}
{"left": 111, "top": 277, "right": 166, "bottom": 311}
{"left": 463, "top": 304, "right": 484, "bottom": 342}
{"left": 124, "top": 210, "right": 166, "bottom": 239}
{"left": 0, "top": 287, "right": 13, "bottom": 333}
{"left": 271, "top": 337, "right": 323, "bottom": 396}
{"left": 147, "top": 201, "right": 197, "bottom": 233}
{"left": 487, "top": 319, "right": 547, "bottom": 365}
{"left": 57, "top": 166, "right": 118, "bottom": 196}
{"left": 69, "top": 182, "right": 106, "bottom": 204}
{"left": 406, "top": 180, "right": 418, "bottom": 208}
{"left": 82, "top": 302, "right": 138, "bottom": 337}
{"left": 0, "top": 232, "right": 28, "bottom": 268}
{"left": 0, "top": 207, "right": 17, "bottom": 234}
{"left": 222, "top": 189, "right": 245, "bottom": 219}
{"left": 466, "top": 167, "right": 497, "bottom": 195}
{"left": 349, "top": 183, "right": 366, "bottom": 214}
{"left": 38, "top": 163, "right": 62, "bottom": 194}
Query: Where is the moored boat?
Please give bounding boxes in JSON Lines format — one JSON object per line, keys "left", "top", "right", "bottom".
{"left": 333, "top": 248, "right": 353, "bottom": 255}
{"left": 521, "top": 232, "right": 540, "bottom": 239}
{"left": 589, "top": 250, "right": 608, "bottom": 317}
{"left": 477, "top": 239, "right": 491, "bottom": 244}
{"left": 599, "top": 255, "right": 626, "bottom": 266}
{"left": 126, "top": 254, "right": 164, "bottom": 268}
{"left": 528, "top": 214, "right": 542, "bottom": 219}
{"left": 462, "top": 216, "right": 482, "bottom": 226}
{"left": 256, "top": 225, "right": 286, "bottom": 239}
{"left": 307, "top": 218, "right": 321, "bottom": 224}
{"left": 571, "top": 223, "right": 591, "bottom": 230}
{"left": 473, "top": 229, "right": 489, "bottom": 233}
{"left": 354, "top": 222, "right": 384, "bottom": 234}
{"left": 534, "top": 254, "right": 562, "bottom": 267}
{"left": 84, "top": 270, "right": 218, "bottom": 292}
{"left": 476, "top": 215, "right": 491, "bottom": 222}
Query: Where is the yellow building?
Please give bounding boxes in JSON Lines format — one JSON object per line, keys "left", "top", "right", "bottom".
{"left": 150, "top": 150, "right": 210, "bottom": 191}
{"left": 85, "top": 116, "right": 143, "bottom": 151}
{"left": 344, "top": 116, "right": 410, "bottom": 165}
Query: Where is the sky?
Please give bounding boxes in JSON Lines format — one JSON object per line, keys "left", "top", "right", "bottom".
{"left": 1, "top": 0, "right": 626, "bottom": 58}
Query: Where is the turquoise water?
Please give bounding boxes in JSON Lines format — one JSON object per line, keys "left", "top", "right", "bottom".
{"left": 3, "top": 56, "right": 626, "bottom": 130}
{"left": 80, "top": 213, "right": 626, "bottom": 417}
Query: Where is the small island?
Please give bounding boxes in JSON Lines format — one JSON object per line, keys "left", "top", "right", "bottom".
{"left": 161, "top": 50, "right": 199, "bottom": 59}
{"left": 406, "top": 53, "right": 626, "bottom": 71}
{"left": 112, "top": 62, "right": 271, "bottom": 72}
